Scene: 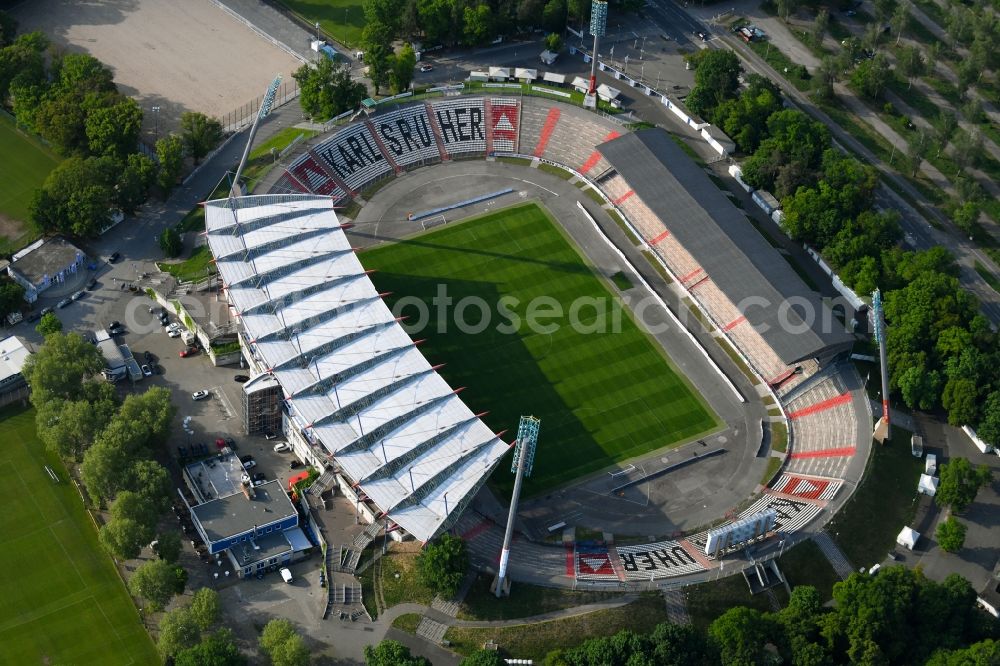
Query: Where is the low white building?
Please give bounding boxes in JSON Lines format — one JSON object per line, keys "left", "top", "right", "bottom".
{"left": 0, "top": 335, "right": 31, "bottom": 399}
{"left": 7, "top": 237, "right": 86, "bottom": 303}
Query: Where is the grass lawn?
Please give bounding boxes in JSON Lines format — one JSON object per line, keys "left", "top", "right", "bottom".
{"left": 760, "top": 456, "right": 783, "bottom": 485}
{"left": 686, "top": 573, "right": 785, "bottom": 630}
{"left": 827, "top": 426, "right": 923, "bottom": 569}
{"left": 276, "top": 0, "right": 364, "bottom": 47}
{"left": 0, "top": 407, "right": 157, "bottom": 664}
{"left": 391, "top": 612, "right": 422, "bottom": 633}
{"left": 777, "top": 538, "right": 841, "bottom": 602}
{"left": 378, "top": 544, "right": 436, "bottom": 610}
{"left": 242, "top": 126, "right": 317, "bottom": 192}
{"left": 360, "top": 202, "right": 719, "bottom": 495}
{"left": 975, "top": 262, "right": 1000, "bottom": 292}
{"left": 0, "top": 115, "right": 58, "bottom": 252}
{"left": 444, "top": 594, "right": 668, "bottom": 659}
{"left": 158, "top": 244, "right": 215, "bottom": 283}
{"left": 770, "top": 421, "right": 788, "bottom": 453}
{"left": 457, "top": 574, "right": 617, "bottom": 621}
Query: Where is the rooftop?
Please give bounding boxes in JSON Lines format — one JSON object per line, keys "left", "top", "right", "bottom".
{"left": 0, "top": 336, "right": 30, "bottom": 383}
{"left": 598, "top": 130, "right": 855, "bottom": 365}
{"left": 204, "top": 194, "right": 510, "bottom": 542}
{"left": 229, "top": 529, "right": 293, "bottom": 566}
{"left": 191, "top": 480, "right": 297, "bottom": 544}
{"left": 9, "top": 237, "right": 85, "bottom": 287}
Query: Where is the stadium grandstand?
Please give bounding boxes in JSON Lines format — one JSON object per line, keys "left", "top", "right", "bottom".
{"left": 204, "top": 195, "right": 511, "bottom": 543}
{"left": 238, "top": 93, "right": 870, "bottom": 584}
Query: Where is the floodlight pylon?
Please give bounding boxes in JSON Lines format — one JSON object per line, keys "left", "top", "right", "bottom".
{"left": 492, "top": 415, "right": 539, "bottom": 597}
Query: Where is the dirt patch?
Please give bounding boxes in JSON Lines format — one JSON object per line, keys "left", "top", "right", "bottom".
{"left": 11, "top": 0, "right": 303, "bottom": 141}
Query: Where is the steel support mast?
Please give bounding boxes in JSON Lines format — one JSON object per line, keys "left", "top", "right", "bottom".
{"left": 230, "top": 75, "right": 283, "bottom": 198}
{"left": 584, "top": 1, "right": 607, "bottom": 109}
{"left": 872, "top": 288, "right": 891, "bottom": 443}
{"left": 492, "top": 416, "right": 540, "bottom": 598}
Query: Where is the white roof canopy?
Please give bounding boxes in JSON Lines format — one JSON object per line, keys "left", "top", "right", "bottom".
{"left": 896, "top": 526, "right": 919, "bottom": 550}
{"left": 918, "top": 474, "right": 938, "bottom": 496}
{"left": 205, "top": 194, "right": 510, "bottom": 541}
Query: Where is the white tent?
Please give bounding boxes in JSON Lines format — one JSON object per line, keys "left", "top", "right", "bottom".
{"left": 896, "top": 526, "right": 920, "bottom": 550}
{"left": 918, "top": 474, "right": 939, "bottom": 496}
{"left": 514, "top": 68, "right": 537, "bottom": 81}
{"left": 542, "top": 71, "right": 566, "bottom": 85}
{"left": 488, "top": 66, "right": 511, "bottom": 79}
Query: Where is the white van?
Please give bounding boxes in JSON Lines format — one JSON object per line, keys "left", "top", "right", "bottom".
{"left": 280, "top": 567, "right": 293, "bottom": 584}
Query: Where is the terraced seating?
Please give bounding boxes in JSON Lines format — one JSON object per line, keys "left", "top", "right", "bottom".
{"left": 783, "top": 375, "right": 859, "bottom": 479}
{"left": 286, "top": 153, "right": 348, "bottom": 199}
{"left": 314, "top": 122, "right": 393, "bottom": 193}
{"left": 272, "top": 170, "right": 310, "bottom": 194}
{"left": 368, "top": 104, "right": 441, "bottom": 168}
{"left": 428, "top": 98, "right": 487, "bottom": 156}
{"left": 488, "top": 98, "right": 520, "bottom": 154}
{"left": 615, "top": 540, "right": 705, "bottom": 580}
{"left": 519, "top": 101, "right": 557, "bottom": 157}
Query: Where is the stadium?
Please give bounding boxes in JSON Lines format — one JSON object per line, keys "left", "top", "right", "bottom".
{"left": 204, "top": 93, "right": 872, "bottom": 588}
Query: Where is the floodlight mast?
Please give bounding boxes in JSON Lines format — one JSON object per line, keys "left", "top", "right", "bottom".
{"left": 585, "top": 1, "right": 608, "bottom": 109}
{"left": 492, "top": 415, "right": 540, "bottom": 598}
{"left": 230, "top": 75, "right": 283, "bottom": 198}
{"left": 871, "top": 288, "right": 891, "bottom": 443}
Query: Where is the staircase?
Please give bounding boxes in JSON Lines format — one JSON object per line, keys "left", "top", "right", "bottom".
{"left": 337, "top": 522, "right": 383, "bottom": 573}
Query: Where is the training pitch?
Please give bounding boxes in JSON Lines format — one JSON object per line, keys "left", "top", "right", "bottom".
{"left": 360, "top": 202, "right": 719, "bottom": 495}
{"left": 0, "top": 115, "right": 58, "bottom": 243}
{"left": 0, "top": 408, "right": 158, "bottom": 665}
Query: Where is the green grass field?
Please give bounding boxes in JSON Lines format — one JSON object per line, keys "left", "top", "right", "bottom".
{"left": 276, "top": 0, "right": 365, "bottom": 47}
{"left": 0, "top": 407, "right": 158, "bottom": 665}
{"left": 360, "top": 202, "right": 719, "bottom": 495}
{"left": 0, "top": 114, "right": 58, "bottom": 252}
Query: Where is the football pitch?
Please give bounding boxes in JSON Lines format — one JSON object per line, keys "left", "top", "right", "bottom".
{"left": 0, "top": 407, "right": 158, "bottom": 665}
{"left": 0, "top": 114, "right": 58, "bottom": 227}
{"left": 361, "top": 202, "right": 719, "bottom": 495}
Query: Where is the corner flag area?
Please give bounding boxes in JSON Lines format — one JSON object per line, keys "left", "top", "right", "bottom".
{"left": 0, "top": 407, "right": 158, "bottom": 664}
{"left": 360, "top": 202, "right": 719, "bottom": 495}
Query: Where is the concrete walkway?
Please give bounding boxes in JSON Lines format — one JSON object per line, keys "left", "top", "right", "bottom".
{"left": 813, "top": 531, "right": 855, "bottom": 579}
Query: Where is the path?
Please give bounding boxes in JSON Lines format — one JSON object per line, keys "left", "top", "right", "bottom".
{"left": 812, "top": 531, "right": 855, "bottom": 579}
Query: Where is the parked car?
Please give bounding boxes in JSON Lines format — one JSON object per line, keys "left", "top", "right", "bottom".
{"left": 419, "top": 64, "right": 433, "bottom": 72}
{"left": 273, "top": 442, "right": 291, "bottom": 453}
{"left": 40, "top": 306, "right": 53, "bottom": 316}
{"left": 168, "top": 328, "right": 182, "bottom": 338}
{"left": 289, "top": 459, "right": 303, "bottom": 469}
{"left": 109, "top": 251, "right": 121, "bottom": 263}
{"left": 109, "top": 320, "right": 122, "bottom": 330}
{"left": 144, "top": 351, "right": 154, "bottom": 363}
{"left": 141, "top": 364, "right": 153, "bottom": 377}
{"left": 242, "top": 459, "right": 257, "bottom": 470}
{"left": 251, "top": 472, "right": 266, "bottom": 483}
{"left": 179, "top": 346, "right": 199, "bottom": 357}
{"left": 234, "top": 374, "right": 250, "bottom": 383}
{"left": 166, "top": 322, "right": 181, "bottom": 333}
{"left": 264, "top": 431, "right": 278, "bottom": 440}
{"left": 56, "top": 297, "right": 72, "bottom": 309}
{"left": 158, "top": 312, "right": 170, "bottom": 325}
{"left": 191, "top": 389, "right": 210, "bottom": 401}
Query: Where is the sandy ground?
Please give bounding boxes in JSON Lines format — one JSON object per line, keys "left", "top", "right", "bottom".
{"left": 11, "top": 0, "right": 303, "bottom": 141}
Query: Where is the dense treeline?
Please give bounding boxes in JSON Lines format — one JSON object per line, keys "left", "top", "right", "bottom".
{"left": 543, "top": 568, "right": 999, "bottom": 666}
{"left": 0, "top": 11, "right": 219, "bottom": 236}
{"left": 686, "top": 50, "right": 1000, "bottom": 445}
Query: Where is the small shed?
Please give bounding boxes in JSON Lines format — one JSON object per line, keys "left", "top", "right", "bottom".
{"left": 917, "top": 474, "right": 938, "bottom": 496}
{"left": 542, "top": 71, "right": 566, "bottom": 85}
{"left": 896, "top": 526, "right": 920, "bottom": 550}
{"left": 540, "top": 50, "right": 558, "bottom": 65}
{"left": 597, "top": 83, "right": 621, "bottom": 101}
{"left": 925, "top": 453, "right": 937, "bottom": 475}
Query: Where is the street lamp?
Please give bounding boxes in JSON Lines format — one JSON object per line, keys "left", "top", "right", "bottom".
{"left": 152, "top": 106, "right": 160, "bottom": 140}
{"left": 314, "top": 21, "right": 320, "bottom": 40}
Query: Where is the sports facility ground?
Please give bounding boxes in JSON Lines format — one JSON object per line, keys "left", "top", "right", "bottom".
{"left": 360, "top": 202, "right": 719, "bottom": 495}
{"left": 0, "top": 115, "right": 58, "bottom": 250}
{"left": 0, "top": 407, "right": 158, "bottom": 665}
{"left": 276, "top": 0, "right": 364, "bottom": 47}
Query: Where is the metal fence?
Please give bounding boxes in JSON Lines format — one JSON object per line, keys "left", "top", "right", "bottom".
{"left": 221, "top": 79, "right": 301, "bottom": 134}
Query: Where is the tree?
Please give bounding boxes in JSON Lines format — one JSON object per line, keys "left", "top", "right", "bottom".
{"left": 175, "top": 629, "right": 246, "bottom": 666}
{"left": 363, "top": 0, "right": 402, "bottom": 35}
{"left": 35, "top": 312, "right": 63, "bottom": 336}
{"left": 937, "top": 458, "right": 992, "bottom": 513}
{"left": 157, "top": 607, "right": 201, "bottom": 660}
{"left": 685, "top": 49, "right": 742, "bottom": 118}
{"left": 873, "top": 0, "right": 897, "bottom": 21}
{"left": 708, "top": 606, "right": 775, "bottom": 666}
{"left": 128, "top": 559, "right": 187, "bottom": 611}
{"left": 711, "top": 74, "right": 783, "bottom": 154}
{"left": 293, "top": 57, "right": 367, "bottom": 121}
{"left": 851, "top": 53, "right": 891, "bottom": 100}
{"left": 890, "top": 3, "right": 909, "bottom": 45}
{"left": 776, "top": 0, "right": 798, "bottom": 22}
{"left": 897, "top": 45, "right": 926, "bottom": 90}
{"left": 390, "top": 44, "right": 417, "bottom": 94}
{"left": 977, "top": 391, "right": 1000, "bottom": 448}
{"left": 115, "top": 153, "right": 156, "bottom": 213}
{"left": 463, "top": 4, "right": 494, "bottom": 46}
{"left": 541, "top": 0, "right": 566, "bottom": 33}
{"left": 545, "top": 32, "right": 563, "bottom": 52}
{"left": 906, "top": 127, "right": 932, "bottom": 176}
{"left": 364, "top": 639, "right": 430, "bottom": 666}
{"left": 156, "top": 134, "right": 185, "bottom": 192}
{"left": 936, "top": 516, "right": 967, "bottom": 552}
{"left": 950, "top": 128, "right": 983, "bottom": 171}
{"left": 23, "top": 331, "right": 105, "bottom": 403}
{"left": 362, "top": 27, "right": 392, "bottom": 95}
{"left": 813, "top": 55, "right": 838, "bottom": 101}
{"left": 942, "top": 377, "right": 979, "bottom": 426}
{"left": 517, "top": 0, "right": 545, "bottom": 27}
{"left": 259, "top": 620, "right": 310, "bottom": 666}
{"left": 29, "top": 156, "right": 115, "bottom": 236}
{"left": 461, "top": 650, "right": 507, "bottom": 666}
{"left": 154, "top": 530, "right": 183, "bottom": 563}
{"left": 932, "top": 111, "right": 958, "bottom": 155}
{"left": 112, "top": 489, "right": 162, "bottom": 531}
{"left": 180, "top": 112, "right": 223, "bottom": 164}
{"left": 0, "top": 278, "right": 24, "bottom": 321}
{"left": 100, "top": 517, "right": 151, "bottom": 560}
{"left": 159, "top": 226, "right": 183, "bottom": 258}
{"left": 415, "top": 533, "right": 467, "bottom": 597}
{"left": 812, "top": 9, "right": 829, "bottom": 44}
{"left": 186, "top": 587, "right": 221, "bottom": 630}
{"left": 85, "top": 97, "right": 143, "bottom": 159}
